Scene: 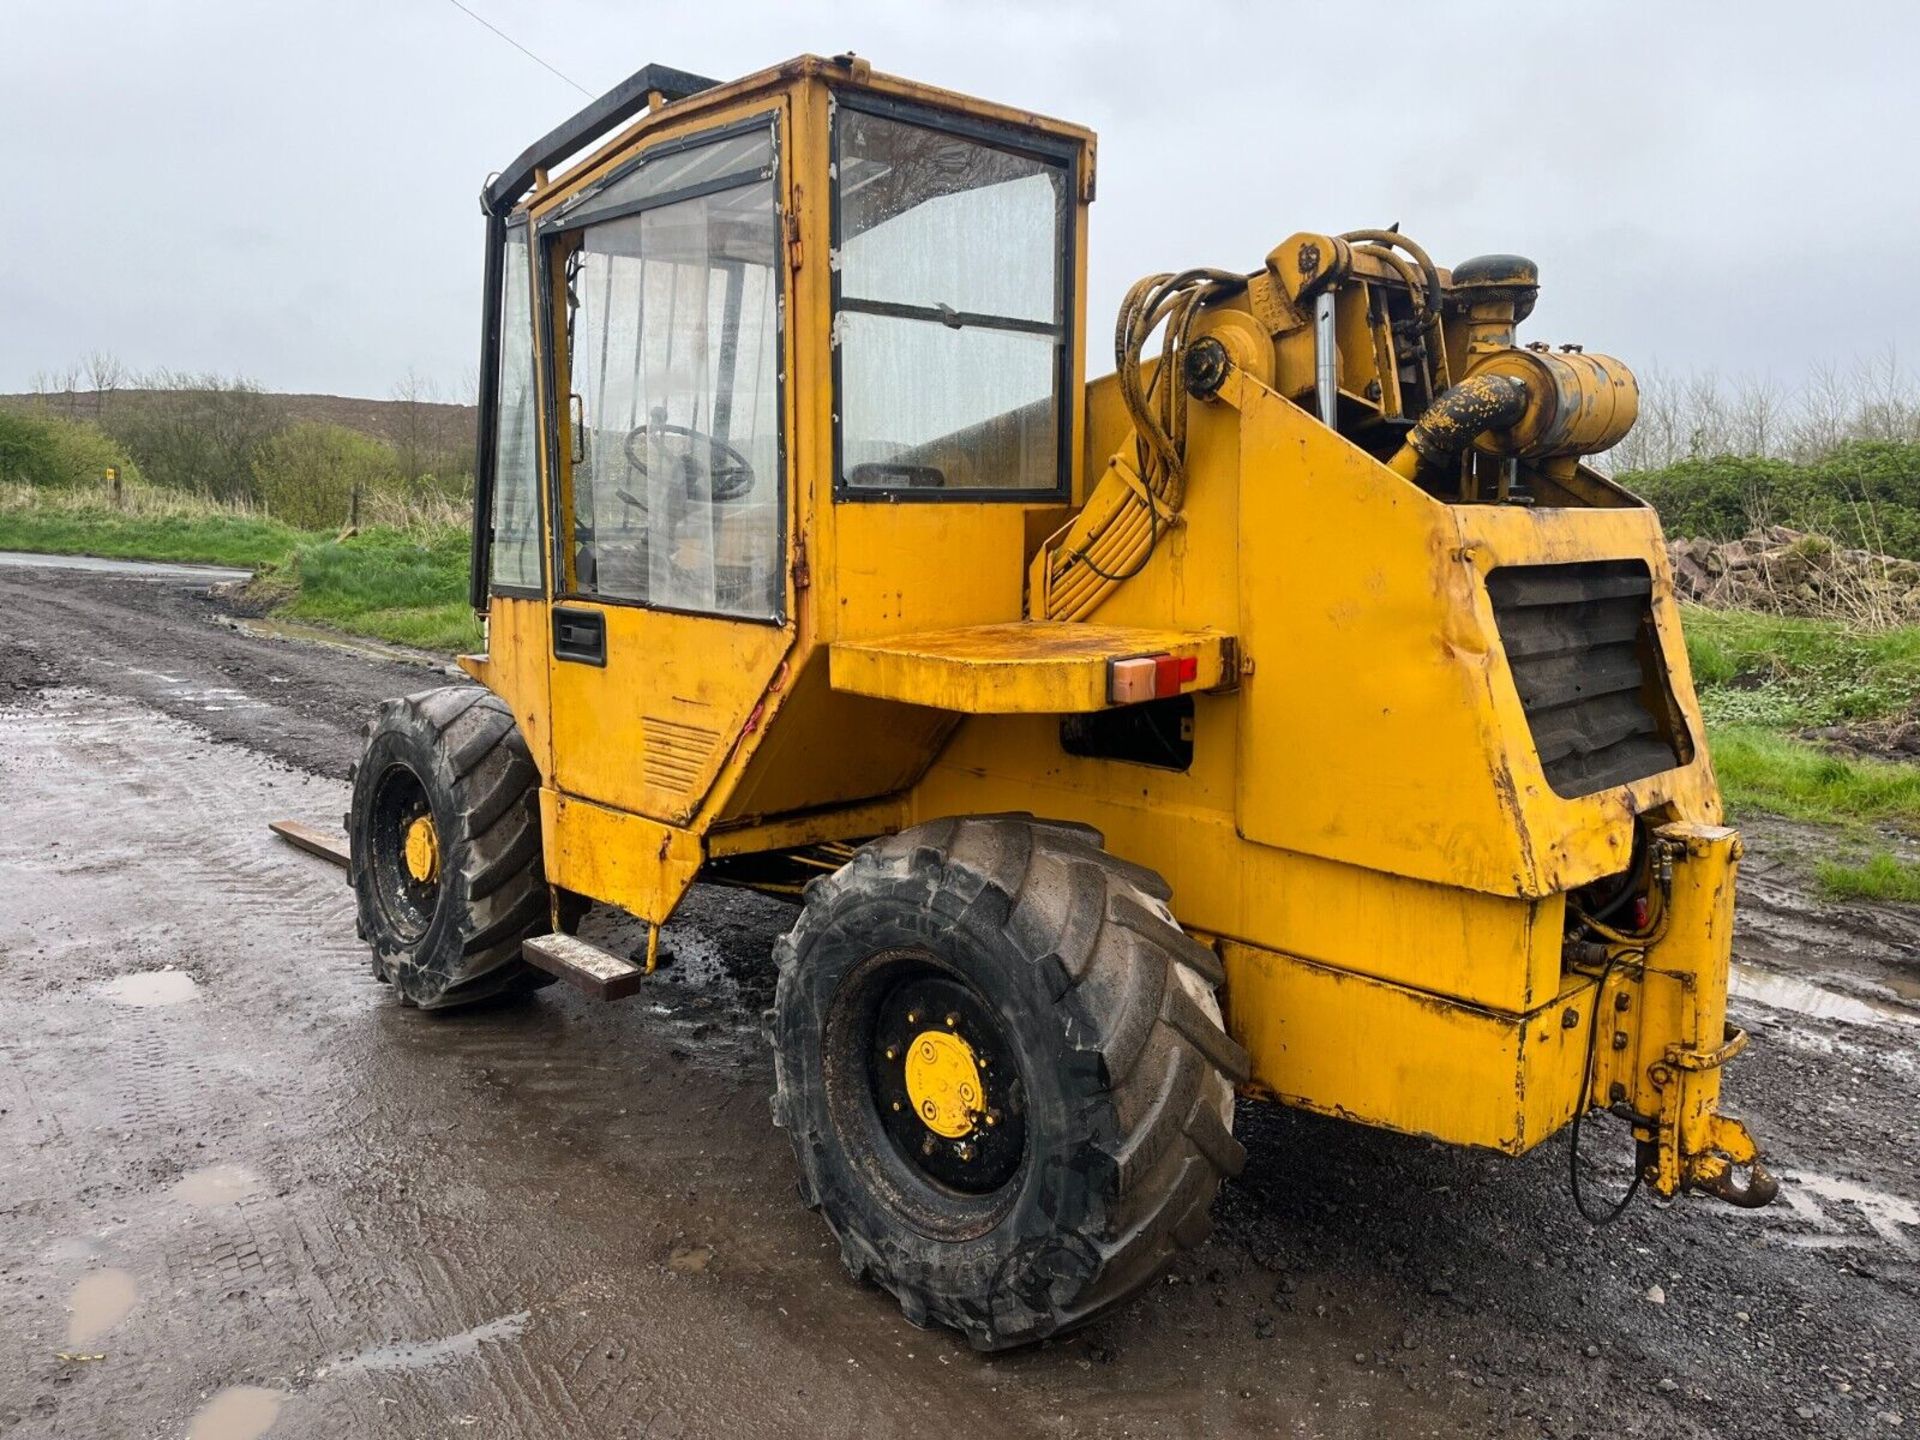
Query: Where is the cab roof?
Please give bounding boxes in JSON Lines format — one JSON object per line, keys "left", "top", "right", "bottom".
{"left": 487, "top": 53, "right": 1097, "bottom": 219}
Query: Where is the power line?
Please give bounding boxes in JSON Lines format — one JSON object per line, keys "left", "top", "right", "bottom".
{"left": 443, "top": 0, "right": 593, "bottom": 97}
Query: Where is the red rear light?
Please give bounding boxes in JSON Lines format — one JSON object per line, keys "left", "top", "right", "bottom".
{"left": 1153, "top": 654, "right": 1183, "bottom": 697}
{"left": 1108, "top": 652, "right": 1199, "bottom": 705}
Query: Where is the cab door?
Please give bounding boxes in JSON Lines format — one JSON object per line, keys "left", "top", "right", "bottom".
{"left": 540, "top": 108, "right": 794, "bottom": 826}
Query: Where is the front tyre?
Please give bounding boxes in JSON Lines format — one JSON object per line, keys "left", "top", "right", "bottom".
{"left": 349, "top": 686, "right": 562, "bottom": 1010}
{"left": 772, "top": 815, "right": 1248, "bottom": 1350}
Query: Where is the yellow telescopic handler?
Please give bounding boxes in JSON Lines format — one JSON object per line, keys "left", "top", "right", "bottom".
{"left": 323, "top": 55, "right": 1776, "bottom": 1349}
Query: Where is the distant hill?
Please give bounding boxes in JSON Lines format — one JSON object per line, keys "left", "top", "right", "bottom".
{"left": 1, "top": 389, "right": 478, "bottom": 450}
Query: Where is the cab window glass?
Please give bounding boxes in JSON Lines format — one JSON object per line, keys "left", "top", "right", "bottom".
{"left": 488, "top": 223, "right": 542, "bottom": 591}
{"left": 558, "top": 122, "right": 783, "bottom": 620}
{"left": 833, "top": 105, "right": 1070, "bottom": 495}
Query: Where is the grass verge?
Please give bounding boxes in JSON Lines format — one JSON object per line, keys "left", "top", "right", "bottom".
{"left": 1684, "top": 605, "right": 1920, "bottom": 729}
{"left": 1685, "top": 606, "right": 1920, "bottom": 844}
{"left": 1708, "top": 723, "right": 1920, "bottom": 830}
{"left": 0, "top": 506, "right": 301, "bottom": 570}
{"left": 1814, "top": 852, "right": 1920, "bottom": 903}
{"left": 279, "top": 527, "right": 481, "bottom": 654}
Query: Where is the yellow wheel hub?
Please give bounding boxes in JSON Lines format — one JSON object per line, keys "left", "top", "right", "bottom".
{"left": 903, "top": 1029, "right": 985, "bottom": 1139}
{"left": 402, "top": 814, "right": 441, "bottom": 884}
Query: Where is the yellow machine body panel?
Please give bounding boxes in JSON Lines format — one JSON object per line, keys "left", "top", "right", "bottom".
{"left": 830, "top": 622, "right": 1234, "bottom": 713}
{"left": 1222, "top": 364, "right": 1719, "bottom": 899}
{"left": 462, "top": 54, "right": 1767, "bottom": 1204}
{"left": 547, "top": 605, "right": 793, "bottom": 824}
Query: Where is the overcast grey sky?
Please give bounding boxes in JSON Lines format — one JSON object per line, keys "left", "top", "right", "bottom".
{"left": 3, "top": 1, "right": 1913, "bottom": 400}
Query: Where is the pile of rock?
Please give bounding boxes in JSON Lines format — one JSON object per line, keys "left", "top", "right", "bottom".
{"left": 1665, "top": 526, "right": 1920, "bottom": 620}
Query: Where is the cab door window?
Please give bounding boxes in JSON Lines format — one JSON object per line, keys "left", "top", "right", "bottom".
{"left": 555, "top": 119, "right": 784, "bottom": 621}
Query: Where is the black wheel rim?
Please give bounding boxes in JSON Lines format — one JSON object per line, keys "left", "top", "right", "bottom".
{"left": 368, "top": 762, "right": 440, "bottom": 943}
{"left": 868, "top": 970, "right": 1026, "bottom": 1194}
{"left": 823, "top": 947, "right": 1030, "bottom": 1238}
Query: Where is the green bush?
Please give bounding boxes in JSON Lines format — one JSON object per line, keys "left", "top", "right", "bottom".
{"left": 1623, "top": 440, "right": 1920, "bottom": 557}
{"left": 253, "top": 422, "right": 402, "bottom": 530}
{"left": 0, "top": 411, "right": 142, "bottom": 489}
{"left": 100, "top": 375, "right": 286, "bottom": 502}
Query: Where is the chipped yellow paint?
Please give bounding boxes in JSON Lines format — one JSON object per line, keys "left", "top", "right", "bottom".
{"left": 537, "top": 788, "right": 703, "bottom": 928}
{"left": 1587, "top": 824, "right": 1758, "bottom": 1195}
{"left": 1221, "top": 940, "right": 1592, "bottom": 1153}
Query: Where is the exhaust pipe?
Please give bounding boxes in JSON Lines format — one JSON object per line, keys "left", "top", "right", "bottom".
{"left": 1386, "top": 372, "right": 1530, "bottom": 480}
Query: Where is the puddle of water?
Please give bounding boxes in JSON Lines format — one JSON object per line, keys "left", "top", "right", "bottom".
{"left": 99, "top": 971, "right": 197, "bottom": 1007}
{"left": 1730, "top": 963, "right": 1920, "bottom": 1029}
{"left": 668, "top": 1244, "right": 714, "bottom": 1274}
{"left": 187, "top": 1386, "right": 283, "bottom": 1440}
{"left": 320, "top": 1311, "right": 530, "bottom": 1379}
{"left": 1737, "top": 1168, "right": 1920, "bottom": 1256}
{"left": 66, "top": 1267, "right": 137, "bottom": 1346}
{"left": 172, "top": 1163, "right": 263, "bottom": 1208}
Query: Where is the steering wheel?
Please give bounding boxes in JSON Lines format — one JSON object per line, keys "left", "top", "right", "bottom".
{"left": 621, "top": 422, "right": 756, "bottom": 503}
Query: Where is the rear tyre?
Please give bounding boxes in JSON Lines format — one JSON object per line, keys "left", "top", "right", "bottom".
{"left": 772, "top": 814, "right": 1249, "bottom": 1350}
{"left": 348, "top": 686, "right": 568, "bottom": 1010}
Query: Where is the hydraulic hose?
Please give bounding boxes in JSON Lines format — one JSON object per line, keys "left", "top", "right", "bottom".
{"left": 1031, "top": 268, "right": 1244, "bottom": 620}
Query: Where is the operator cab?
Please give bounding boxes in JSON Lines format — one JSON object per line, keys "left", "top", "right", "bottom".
{"left": 473, "top": 56, "right": 1092, "bottom": 628}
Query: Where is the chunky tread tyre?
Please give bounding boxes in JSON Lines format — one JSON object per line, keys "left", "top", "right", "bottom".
{"left": 772, "top": 813, "right": 1248, "bottom": 1350}
{"left": 349, "top": 685, "right": 566, "bottom": 1010}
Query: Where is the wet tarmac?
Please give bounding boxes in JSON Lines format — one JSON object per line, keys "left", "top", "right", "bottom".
{"left": 0, "top": 563, "right": 1916, "bottom": 1438}
{"left": 0, "top": 551, "right": 252, "bottom": 584}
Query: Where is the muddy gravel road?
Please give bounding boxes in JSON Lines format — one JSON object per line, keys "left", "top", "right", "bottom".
{"left": 1, "top": 556, "right": 1916, "bottom": 1439}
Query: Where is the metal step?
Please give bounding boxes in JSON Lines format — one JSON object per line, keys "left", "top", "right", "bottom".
{"left": 269, "top": 819, "right": 350, "bottom": 868}
{"left": 523, "top": 933, "right": 646, "bottom": 1001}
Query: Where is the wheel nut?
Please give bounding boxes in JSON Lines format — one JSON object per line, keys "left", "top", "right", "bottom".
{"left": 885, "top": 1046, "right": 898, "bottom": 1061}
{"left": 906, "top": 1011, "right": 918, "bottom": 1024}
{"left": 945, "top": 1013, "right": 959, "bottom": 1028}
{"left": 891, "top": 1100, "right": 902, "bottom": 1112}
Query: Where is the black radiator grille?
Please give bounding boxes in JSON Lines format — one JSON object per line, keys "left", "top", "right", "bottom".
{"left": 1485, "top": 560, "right": 1688, "bottom": 799}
